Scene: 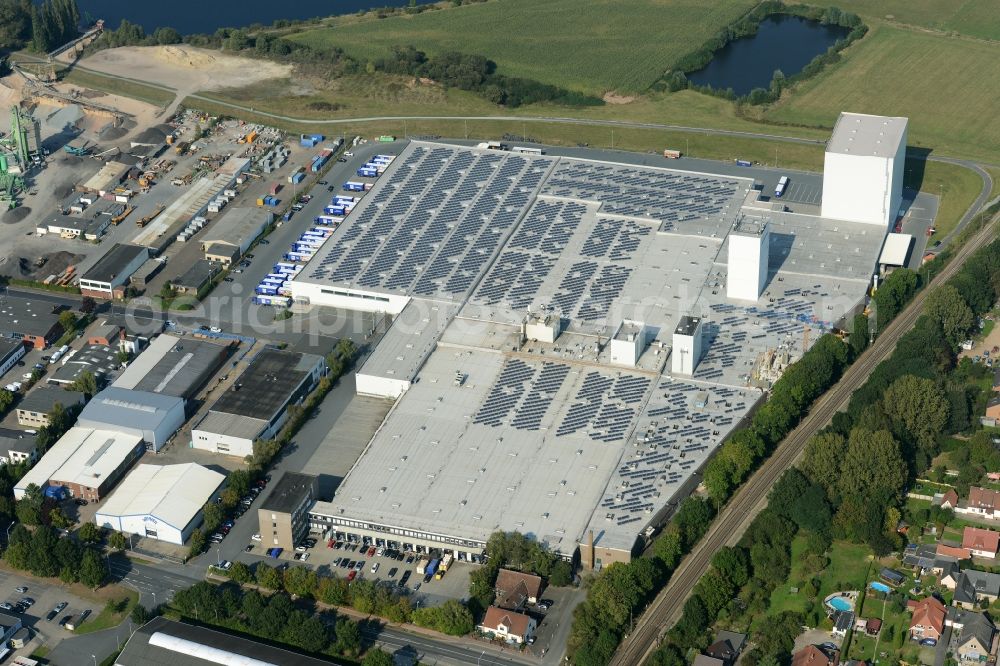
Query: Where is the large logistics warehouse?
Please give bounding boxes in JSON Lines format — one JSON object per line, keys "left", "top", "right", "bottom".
{"left": 95, "top": 463, "right": 225, "bottom": 545}
{"left": 297, "top": 125, "right": 906, "bottom": 568}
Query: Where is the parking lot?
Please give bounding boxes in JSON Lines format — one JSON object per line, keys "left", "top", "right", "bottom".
{"left": 0, "top": 566, "right": 109, "bottom": 660}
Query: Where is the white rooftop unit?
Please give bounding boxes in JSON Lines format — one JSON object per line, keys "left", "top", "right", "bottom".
{"left": 879, "top": 232, "right": 914, "bottom": 268}
{"left": 727, "top": 217, "right": 770, "bottom": 302}
{"left": 821, "top": 112, "right": 908, "bottom": 229}
{"left": 671, "top": 316, "right": 703, "bottom": 376}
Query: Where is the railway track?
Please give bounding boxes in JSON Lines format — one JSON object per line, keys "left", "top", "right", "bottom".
{"left": 611, "top": 212, "right": 1000, "bottom": 666}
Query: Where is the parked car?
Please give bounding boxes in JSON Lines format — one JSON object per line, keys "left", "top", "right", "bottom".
{"left": 244, "top": 544, "right": 253, "bottom": 552}
{"left": 251, "top": 533, "right": 262, "bottom": 541}
{"left": 223, "top": 277, "right": 234, "bottom": 283}
{"left": 15, "top": 586, "right": 27, "bottom": 594}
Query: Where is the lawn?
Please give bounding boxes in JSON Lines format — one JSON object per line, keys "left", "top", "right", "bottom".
{"left": 766, "top": 537, "right": 874, "bottom": 620}
{"left": 288, "top": 0, "right": 758, "bottom": 94}
{"left": 804, "top": 0, "right": 1000, "bottom": 40}
{"left": 75, "top": 588, "right": 139, "bottom": 635}
{"left": 765, "top": 24, "right": 1000, "bottom": 165}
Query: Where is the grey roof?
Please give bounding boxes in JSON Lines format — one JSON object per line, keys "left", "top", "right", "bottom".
{"left": 113, "top": 334, "right": 229, "bottom": 399}
{"left": 81, "top": 243, "right": 147, "bottom": 283}
{"left": 89, "top": 323, "right": 122, "bottom": 342}
{"left": 827, "top": 112, "right": 907, "bottom": 159}
{"left": 954, "top": 570, "right": 1000, "bottom": 605}
{"left": 16, "top": 386, "right": 85, "bottom": 415}
{"left": 172, "top": 260, "right": 221, "bottom": 290}
{"left": 117, "top": 616, "right": 334, "bottom": 666}
{"left": 902, "top": 543, "right": 938, "bottom": 568}
{"left": 834, "top": 611, "right": 855, "bottom": 632}
{"left": 203, "top": 242, "right": 240, "bottom": 260}
{"left": 950, "top": 608, "right": 996, "bottom": 651}
{"left": 199, "top": 206, "right": 271, "bottom": 249}
{"left": 0, "top": 427, "right": 36, "bottom": 454}
{"left": 209, "top": 349, "right": 323, "bottom": 420}
{"left": 0, "top": 612, "right": 19, "bottom": 630}
{"left": 194, "top": 411, "right": 267, "bottom": 440}
{"left": 0, "top": 337, "right": 23, "bottom": 363}
{"left": 0, "top": 295, "right": 63, "bottom": 338}
{"left": 77, "top": 387, "right": 183, "bottom": 431}
{"left": 675, "top": 315, "right": 701, "bottom": 336}
{"left": 261, "top": 471, "right": 317, "bottom": 514}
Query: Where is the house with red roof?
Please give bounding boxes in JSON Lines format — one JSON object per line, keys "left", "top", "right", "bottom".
{"left": 962, "top": 526, "right": 1000, "bottom": 558}
{"left": 909, "top": 596, "right": 946, "bottom": 645}
{"left": 478, "top": 606, "right": 537, "bottom": 644}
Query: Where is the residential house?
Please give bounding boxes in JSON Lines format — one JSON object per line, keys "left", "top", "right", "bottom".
{"left": 704, "top": 630, "right": 747, "bottom": 666}
{"left": 963, "top": 526, "right": 1000, "bottom": 558}
{"left": 963, "top": 487, "right": 1000, "bottom": 519}
{"left": 948, "top": 608, "right": 997, "bottom": 663}
{"left": 855, "top": 618, "right": 882, "bottom": 637}
{"left": 494, "top": 569, "right": 544, "bottom": 611}
{"left": 940, "top": 561, "right": 963, "bottom": 590}
{"left": 910, "top": 596, "right": 946, "bottom": 644}
{"left": 941, "top": 489, "right": 960, "bottom": 510}
{"left": 0, "top": 428, "right": 38, "bottom": 465}
{"left": 833, "top": 611, "right": 855, "bottom": 638}
{"left": 939, "top": 544, "right": 972, "bottom": 560}
{"left": 953, "top": 570, "right": 1000, "bottom": 609}
{"left": 694, "top": 657, "right": 725, "bottom": 666}
{"left": 791, "top": 645, "right": 839, "bottom": 666}
{"left": 477, "top": 606, "right": 536, "bottom": 644}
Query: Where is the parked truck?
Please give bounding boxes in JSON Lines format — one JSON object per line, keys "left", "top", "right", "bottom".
{"left": 439, "top": 553, "right": 454, "bottom": 573}
{"left": 416, "top": 558, "right": 430, "bottom": 575}
{"left": 425, "top": 558, "right": 440, "bottom": 578}
{"left": 663, "top": 149, "right": 682, "bottom": 159}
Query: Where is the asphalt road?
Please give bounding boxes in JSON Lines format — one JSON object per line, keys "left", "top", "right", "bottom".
{"left": 611, "top": 207, "right": 1000, "bottom": 666}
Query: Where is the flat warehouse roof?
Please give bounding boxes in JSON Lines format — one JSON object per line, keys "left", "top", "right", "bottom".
{"left": 16, "top": 386, "right": 85, "bottom": 415}
{"left": 209, "top": 349, "right": 322, "bottom": 419}
{"left": 879, "top": 232, "right": 913, "bottom": 267}
{"left": 96, "top": 463, "right": 224, "bottom": 531}
{"left": 81, "top": 243, "right": 147, "bottom": 283}
{"left": 199, "top": 206, "right": 271, "bottom": 248}
{"left": 194, "top": 411, "right": 267, "bottom": 440}
{"left": 320, "top": 141, "right": 885, "bottom": 557}
{"left": 77, "top": 387, "right": 184, "bottom": 431}
{"left": 261, "top": 471, "right": 316, "bottom": 514}
{"left": 827, "top": 112, "right": 908, "bottom": 159}
{"left": 0, "top": 295, "right": 62, "bottom": 337}
{"left": 113, "top": 334, "right": 230, "bottom": 399}
{"left": 0, "top": 337, "right": 22, "bottom": 361}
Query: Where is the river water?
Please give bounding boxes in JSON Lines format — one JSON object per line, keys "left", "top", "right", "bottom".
{"left": 74, "top": 0, "right": 435, "bottom": 35}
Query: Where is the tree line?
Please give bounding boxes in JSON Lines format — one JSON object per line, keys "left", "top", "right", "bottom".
{"left": 652, "top": 217, "right": 1000, "bottom": 665}
{"left": 84, "top": 19, "right": 602, "bottom": 109}
{"left": 467, "top": 531, "right": 573, "bottom": 616}
{"left": 0, "top": 0, "right": 80, "bottom": 53}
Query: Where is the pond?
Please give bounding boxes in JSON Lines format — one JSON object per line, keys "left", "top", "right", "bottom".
{"left": 72, "top": 0, "right": 435, "bottom": 35}
{"left": 686, "top": 14, "right": 850, "bottom": 96}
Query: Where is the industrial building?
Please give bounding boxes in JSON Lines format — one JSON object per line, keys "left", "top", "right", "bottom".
{"left": 95, "top": 463, "right": 225, "bottom": 545}
{"left": 117, "top": 617, "right": 336, "bottom": 666}
{"left": 821, "top": 112, "right": 908, "bottom": 228}
{"left": 15, "top": 386, "right": 86, "bottom": 427}
{"left": 76, "top": 387, "right": 185, "bottom": 452}
{"left": 0, "top": 294, "right": 65, "bottom": 349}
{"left": 300, "top": 136, "right": 895, "bottom": 568}
{"left": 259, "top": 472, "right": 318, "bottom": 552}
{"left": 0, "top": 337, "right": 25, "bottom": 377}
{"left": 199, "top": 206, "right": 273, "bottom": 265}
{"left": 78, "top": 243, "right": 149, "bottom": 300}
{"left": 14, "top": 426, "right": 144, "bottom": 500}
{"left": 112, "top": 334, "right": 230, "bottom": 401}
{"left": 171, "top": 259, "right": 221, "bottom": 294}
{"left": 0, "top": 427, "right": 38, "bottom": 466}
{"left": 191, "top": 349, "right": 327, "bottom": 457}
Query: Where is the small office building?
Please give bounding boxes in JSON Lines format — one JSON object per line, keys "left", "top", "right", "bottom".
{"left": 191, "top": 349, "right": 327, "bottom": 457}
{"left": 0, "top": 337, "right": 25, "bottom": 377}
{"left": 16, "top": 387, "right": 86, "bottom": 428}
{"left": 258, "top": 471, "right": 318, "bottom": 551}
{"left": 95, "top": 463, "right": 225, "bottom": 545}
{"left": 0, "top": 428, "right": 38, "bottom": 466}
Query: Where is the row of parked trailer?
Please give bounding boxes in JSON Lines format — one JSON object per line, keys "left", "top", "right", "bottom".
{"left": 253, "top": 259, "right": 303, "bottom": 306}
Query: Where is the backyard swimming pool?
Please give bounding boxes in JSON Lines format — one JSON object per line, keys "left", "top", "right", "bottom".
{"left": 870, "top": 581, "right": 892, "bottom": 593}
{"left": 828, "top": 596, "right": 854, "bottom": 612}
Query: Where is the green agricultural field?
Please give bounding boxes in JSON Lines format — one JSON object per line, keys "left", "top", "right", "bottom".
{"left": 765, "top": 25, "right": 1000, "bottom": 165}
{"left": 289, "top": 0, "right": 758, "bottom": 94}
{"left": 805, "top": 0, "right": 1000, "bottom": 39}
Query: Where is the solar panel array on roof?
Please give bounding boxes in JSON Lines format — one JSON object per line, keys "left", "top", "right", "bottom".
{"left": 473, "top": 359, "right": 571, "bottom": 432}
{"left": 540, "top": 160, "right": 740, "bottom": 230}
{"left": 304, "top": 145, "right": 554, "bottom": 301}
{"left": 556, "top": 370, "right": 652, "bottom": 443}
